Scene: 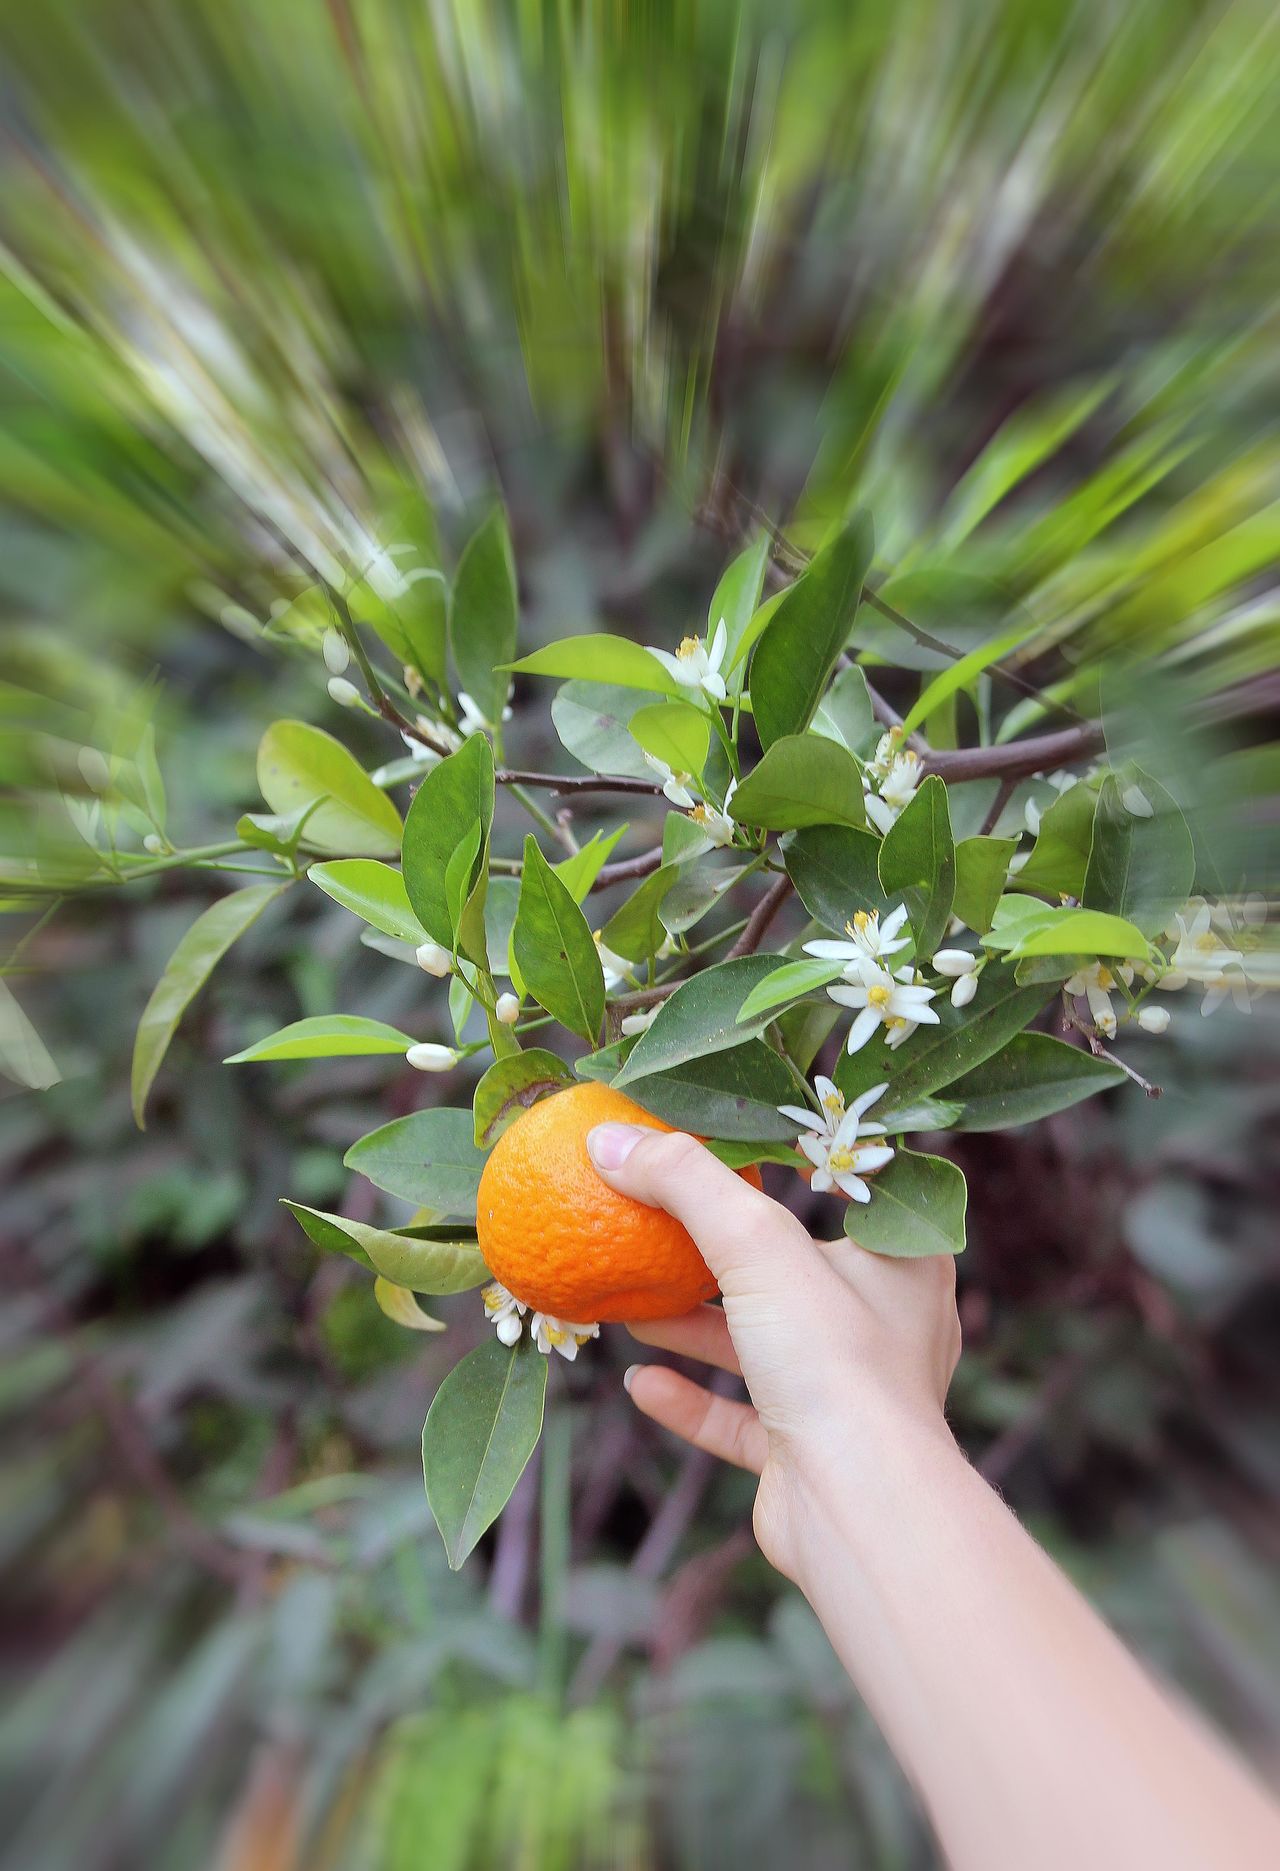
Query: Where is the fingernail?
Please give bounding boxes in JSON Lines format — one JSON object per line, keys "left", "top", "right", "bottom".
{"left": 622, "top": 1364, "right": 640, "bottom": 1394}
{"left": 587, "top": 1122, "right": 643, "bottom": 1171}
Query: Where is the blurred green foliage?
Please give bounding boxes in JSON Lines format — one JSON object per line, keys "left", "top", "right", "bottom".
{"left": 1, "top": 1, "right": 1278, "bottom": 1866}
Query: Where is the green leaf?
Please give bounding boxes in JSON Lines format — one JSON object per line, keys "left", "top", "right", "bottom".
{"left": 706, "top": 1138, "right": 805, "bottom": 1169}
{"left": 401, "top": 735, "right": 495, "bottom": 958}
{"left": 1010, "top": 908, "right": 1152, "bottom": 962}
{"left": 574, "top": 1041, "right": 628, "bottom": 1082}
{"left": 361, "top": 567, "right": 448, "bottom": 688}
{"left": 281, "top": 1201, "right": 488, "bottom": 1292}
{"left": 309, "top": 859, "right": 429, "bottom": 943}
{"left": 552, "top": 827, "right": 625, "bottom": 903}
{"left": 749, "top": 510, "right": 874, "bottom": 748}
{"left": 507, "top": 633, "right": 681, "bottom": 695}
{"left": 812, "top": 663, "right": 876, "bottom": 753}
{"left": 225, "top": 1014, "right": 414, "bottom": 1062}
{"left": 877, "top": 775, "right": 955, "bottom": 958}
{"left": 599, "top": 864, "right": 678, "bottom": 963}
{"left": 1082, "top": 772, "right": 1195, "bottom": 937}
{"left": 345, "top": 1108, "right": 488, "bottom": 1215}
{"left": 984, "top": 894, "right": 1062, "bottom": 951}
{"left": 947, "top": 1034, "right": 1125, "bottom": 1131}
{"left": 423, "top": 1338, "right": 548, "bottom": 1569}
{"left": 729, "top": 734, "right": 865, "bottom": 831}
{"left": 551, "top": 680, "right": 667, "bottom": 779}
{"left": 952, "top": 836, "right": 1017, "bottom": 935}
{"left": 256, "top": 720, "right": 402, "bottom": 856}
{"left": 449, "top": 508, "right": 518, "bottom": 726}
{"left": 844, "top": 1151, "right": 967, "bottom": 1258}
{"left": 711, "top": 534, "right": 771, "bottom": 671}
{"left": 512, "top": 837, "right": 605, "bottom": 1043}
{"left": 473, "top": 1049, "right": 575, "bottom": 1147}
{"left": 131, "top": 882, "right": 288, "bottom": 1126}
{"left": 835, "top": 968, "right": 1055, "bottom": 1112}
{"left": 1015, "top": 781, "right": 1096, "bottom": 898}
{"left": 373, "top": 1278, "right": 447, "bottom": 1332}
{"left": 735, "top": 957, "right": 844, "bottom": 1024}
{"left": 623, "top": 1040, "right": 805, "bottom": 1141}
{"left": 785, "top": 825, "right": 888, "bottom": 930}
{"left": 614, "top": 955, "right": 786, "bottom": 1089}
{"left": 658, "top": 853, "right": 744, "bottom": 938}
{"left": 628, "top": 701, "right": 709, "bottom": 777}
{"left": 900, "top": 620, "right": 1037, "bottom": 738}
{"left": 236, "top": 798, "right": 327, "bottom": 857}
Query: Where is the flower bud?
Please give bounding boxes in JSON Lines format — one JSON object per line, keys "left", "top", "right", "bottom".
{"left": 143, "top": 833, "right": 166, "bottom": 855}
{"left": 495, "top": 992, "right": 520, "bottom": 1025}
{"left": 620, "top": 1008, "right": 658, "bottom": 1036}
{"left": 1137, "top": 1004, "right": 1170, "bottom": 1034}
{"left": 933, "top": 949, "right": 977, "bottom": 977}
{"left": 415, "top": 941, "right": 452, "bottom": 977}
{"left": 950, "top": 971, "right": 978, "bottom": 1008}
{"left": 327, "top": 676, "right": 361, "bottom": 708}
{"left": 322, "top": 627, "right": 350, "bottom": 674}
{"left": 405, "top": 1042, "right": 458, "bottom": 1073}
{"left": 495, "top": 1312, "right": 523, "bottom": 1346}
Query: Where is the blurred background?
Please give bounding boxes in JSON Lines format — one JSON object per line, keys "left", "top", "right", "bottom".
{"left": 2, "top": 2, "right": 1278, "bottom": 1865}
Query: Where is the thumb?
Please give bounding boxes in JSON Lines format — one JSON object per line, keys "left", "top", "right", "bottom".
{"left": 585, "top": 1121, "right": 810, "bottom": 1296}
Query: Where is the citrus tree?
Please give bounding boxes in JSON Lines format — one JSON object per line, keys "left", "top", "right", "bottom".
{"left": 32, "top": 500, "right": 1256, "bottom": 1568}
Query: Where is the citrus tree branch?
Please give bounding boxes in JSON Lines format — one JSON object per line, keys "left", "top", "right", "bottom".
{"left": 495, "top": 766, "right": 662, "bottom": 797}
{"left": 727, "top": 874, "right": 793, "bottom": 958}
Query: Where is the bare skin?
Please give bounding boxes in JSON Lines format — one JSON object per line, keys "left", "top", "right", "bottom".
{"left": 586, "top": 1121, "right": 1280, "bottom": 1871}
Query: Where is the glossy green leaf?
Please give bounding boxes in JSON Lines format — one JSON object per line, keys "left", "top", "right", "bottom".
{"left": 599, "top": 864, "right": 679, "bottom": 963}
{"left": 1015, "top": 781, "right": 1097, "bottom": 898}
{"left": 948, "top": 1033, "right": 1125, "bottom": 1130}
{"left": 658, "top": 854, "right": 744, "bottom": 938}
{"left": 784, "top": 824, "right": 888, "bottom": 930}
{"left": 1010, "top": 907, "right": 1152, "bottom": 961}
{"left": 711, "top": 534, "right": 771, "bottom": 670}
{"left": 628, "top": 701, "right": 709, "bottom": 777}
{"left": 835, "top": 968, "right": 1055, "bottom": 1112}
{"left": 877, "top": 775, "right": 955, "bottom": 958}
{"left": 749, "top": 510, "right": 874, "bottom": 748}
{"left": 473, "top": 1048, "right": 576, "bottom": 1146}
{"left": 401, "top": 735, "right": 495, "bottom": 957}
{"left": 729, "top": 734, "right": 865, "bottom": 831}
{"left": 736, "top": 957, "right": 844, "bottom": 1024}
{"left": 615, "top": 955, "right": 785, "bottom": 1087}
{"left": 449, "top": 508, "right": 518, "bottom": 726}
{"left": 900, "top": 620, "right": 1037, "bottom": 737}
{"left": 281, "top": 1201, "right": 488, "bottom": 1292}
{"left": 623, "top": 1039, "right": 805, "bottom": 1141}
{"left": 844, "top": 1150, "right": 967, "bottom": 1257}
{"left": 131, "top": 881, "right": 288, "bottom": 1126}
{"left": 423, "top": 1338, "right": 548, "bottom": 1569}
{"left": 706, "top": 1138, "right": 805, "bottom": 1169}
{"left": 552, "top": 827, "right": 625, "bottom": 902}
{"left": 225, "top": 1014, "right": 414, "bottom": 1062}
{"left": 812, "top": 663, "right": 876, "bottom": 753}
{"left": 512, "top": 836, "right": 605, "bottom": 1043}
{"left": 507, "top": 634, "right": 681, "bottom": 695}
{"left": 236, "top": 798, "right": 326, "bottom": 857}
{"left": 1082, "top": 772, "right": 1195, "bottom": 936}
{"left": 309, "top": 859, "right": 429, "bottom": 943}
{"left": 983, "top": 893, "right": 1062, "bottom": 951}
{"left": 358, "top": 568, "right": 448, "bottom": 688}
{"left": 345, "top": 1108, "right": 488, "bottom": 1214}
{"left": 374, "top": 1278, "right": 447, "bottom": 1332}
{"left": 952, "top": 836, "right": 1017, "bottom": 935}
{"left": 551, "top": 680, "right": 667, "bottom": 779}
{"left": 256, "top": 720, "right": 402, "bottom": 856}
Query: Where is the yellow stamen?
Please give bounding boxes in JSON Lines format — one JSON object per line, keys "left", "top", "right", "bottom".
{"left": 676, "top": 635, "right": 701, "bottom": 660}
{"left": 885, "top": 1015, "right": 907, "bottom": 1030}
{"left": 828, "top": 1145, "right": 859, "bottom": 1172}
{"left": 820, "top": 1090, "right": 845, "bottom": 1119}
{"left": 544, "top": 1325, "right": 567, "bottom": 1347}
{"left": 1096, "top": 966, "right": 1114, "bottom": 989}
{"left": 867, "top": 985, "right": 892, "bottom": 1009}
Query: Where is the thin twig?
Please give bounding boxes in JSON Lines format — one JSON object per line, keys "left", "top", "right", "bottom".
{"left": 1062, "top": 1002, "right": 1162, "bottom": 1098}
{"left": 327, "top": 588, "right": 419, "bottom": 739}
{"left": 925, "top": 723, "right": 1106, "bottom": 784}
{"left": 980, "top": 775, "right": 1018, "bottom": 836}
{"left": 727, "top": 874, "right": 793, "bottom": 958}
{"left": 495, "top": 766, "right": 661, "bottom": 798}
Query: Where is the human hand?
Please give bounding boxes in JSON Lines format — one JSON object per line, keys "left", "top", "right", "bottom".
{"left": 585, "top": 1121, "right": 962, "bottom": 1581}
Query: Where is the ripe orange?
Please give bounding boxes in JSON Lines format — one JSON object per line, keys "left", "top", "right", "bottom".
{"left": 475, "top": 1082, "right": 762, "bottom": 1323}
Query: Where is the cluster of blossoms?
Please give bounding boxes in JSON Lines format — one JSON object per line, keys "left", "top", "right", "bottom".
{"left": 862, "top": 727, "right": 923, "bottom": 835}
{"left": 1069, "top": 896, "right": 1268, "bottom": 1038}
{"left": 777, "top": 1077, "right": 894, "bottom": 1202}
{"left": 481, "top": 1280, "right": 600, "bottom": 1361}
{"left": 802, "top": 903, "right": 960, "bottom": 1053}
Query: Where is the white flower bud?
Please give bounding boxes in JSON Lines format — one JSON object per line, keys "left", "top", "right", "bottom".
{"left": 620, "top": 1008, "right": 658, "bottom": 1036}
{"left": 933, "top": 949, "right": 977, "bottom": 978}
{"left": 950, "top": 971, "right": 978, "bottom": 1008}
{"left": 322, "top": 627, "right": 351, "bottom": 674}
{"left": 1121, "top": 784, "right": 1153, "bottom": 818}
{"left": 143, "top": 833, "right": 166, "bottom": 855}
{"left": 78, "top": 747, "right": 110, "bottom": 793}
{"left": 1137, "top": 1004, "right": 1170, "bottom": 1034}
{"left": 495, "top": 992, "right": 520, "bottom": 1025}
{"left": 405, "top": 1042, "right": 458, "bottom": 1073}
{"left": 495, "top": 1311, "right": 523, "bottom": 1345}
{"left": 327, "top": 676, "right": 361, "bottom": 708}
{"left": 415, "top": 941, "right": 452, "bottom": 977}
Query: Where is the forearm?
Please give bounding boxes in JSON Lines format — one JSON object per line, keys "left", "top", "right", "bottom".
{"left": 792, "top": 1414, "right": 1280, "bottom": 1871}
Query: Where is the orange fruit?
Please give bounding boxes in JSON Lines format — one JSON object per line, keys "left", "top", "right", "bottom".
{"left": 476, "top": 1082, "right": 763, "bottom": 1323}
